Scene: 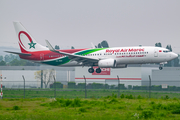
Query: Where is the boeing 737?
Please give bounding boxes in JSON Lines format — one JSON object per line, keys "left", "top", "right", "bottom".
{"left": 5, "top": 22, "right": 178, "bottom": 73}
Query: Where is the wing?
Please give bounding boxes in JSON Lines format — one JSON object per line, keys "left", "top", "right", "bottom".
{"left": 45, "top": 40, "right": 99, "bottom": 65}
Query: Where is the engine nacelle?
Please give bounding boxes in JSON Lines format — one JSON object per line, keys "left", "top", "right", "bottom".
{"left": 98, "top": 59, "right": 116, "bottom": 68}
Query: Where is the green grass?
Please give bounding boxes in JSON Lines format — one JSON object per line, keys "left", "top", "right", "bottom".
{"left": 1, "top": 94, "right": 180, "bottom": 119}
{"left": 3, "top": 88, "right": 180, "bottom": 99}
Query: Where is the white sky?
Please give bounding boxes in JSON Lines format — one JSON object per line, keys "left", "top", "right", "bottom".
{"left": 0, "top": 0, "right": 180, "bottom": 53}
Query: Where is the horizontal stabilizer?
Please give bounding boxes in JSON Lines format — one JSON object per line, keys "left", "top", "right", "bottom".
{"left": 4, "top": 51, "right": 31, "bottom": 56}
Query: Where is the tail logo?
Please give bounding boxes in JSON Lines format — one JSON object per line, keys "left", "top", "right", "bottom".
{"left": 18, "top": 31, "right": 36, "bottom": 49}
{"left": 28, "top": 41, "right": 36, "bottom": 49}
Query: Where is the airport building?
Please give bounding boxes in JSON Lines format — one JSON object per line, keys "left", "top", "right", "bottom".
{"left": 0, "top": 65, "right": 180, "bottom": 88}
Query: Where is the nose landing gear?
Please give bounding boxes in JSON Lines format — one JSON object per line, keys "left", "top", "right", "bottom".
{"left": 159, "top": 66, "right": 163, "bottom": 70}
{"left": 159, "top": 64, "right": 163, "bottom": 70}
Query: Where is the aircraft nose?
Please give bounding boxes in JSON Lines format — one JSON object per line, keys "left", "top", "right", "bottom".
{"left": 172, "top": 53, "right": 178, "bottom": 59}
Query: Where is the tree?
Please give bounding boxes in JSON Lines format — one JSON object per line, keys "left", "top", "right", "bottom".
{"left": 55, "top": 45, "right": 60, "bottom": 50}
{"left": 101, "top": 40, "right": 109, "bottom": 48}
{"left": 166, "top": 45, "right": 172, "bottom": 52}
{"left": 96, "top": 40, "right": 109, "bottom": 48}
{"left": 0, "top": 61, "right": 6, "bottom": 66}
{"left": 9, "top": 59, "right": 39, "bottom": 66}
{"left": 4, "top": 55, "right": 10, "bottom": 62}
{"left": 4, "top": 54, "right": 20, "bottom": 63}
{"left": 174, "top": 57, "right": 179, "bottom": 67}
{"left": 35, "top": 69, "right": 56, "bottom": 88}
{"left": 98, "top": 43, "right": 102, "bottom": 48}
{"left": 71, "top": 46, "right": 75, "bottom": 49}
{"left": 0, "top": 56, "right": 3, "bottom": 61}
{"left": 155, "top": 42, "right": 162, "bottom": 47}
{"left": 9, "top": 59, "right": 22, "bottom": 66}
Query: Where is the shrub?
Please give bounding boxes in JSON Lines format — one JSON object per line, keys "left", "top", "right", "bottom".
{"left": 172, "top": 109, "right": 180, "bottom": 114}
{"left": 68, "top": 82, "right": 76, "bottom": 89}
{"left": 72, "top": 98, "right": 81, "bottom": 107}
{"left": 91, "top": 83, "right": 104, "bottom": 89}
{"left": 111, "top": 93, "right": 117, "bottom": 98}
{"left": 141, "top": 110, "right": 154, "bottom": 119}
{"left": 164, "top": 95, "right": 170, "bottom": 100}
{"left": 12, "top": 106, "right": 20, "bottom": 110}
{"left": 65, "top": 99, "right": 72, "bottom": 107}
{"left": 120, "top": 94, "right": 125, "bottom": 98}
{"left": 77, "top": 83, "right": 86, "bottom": 89}
{"left": 126, "top": 94, "right": 133, "bottom": 99}
{"left": 109, "top": 98, "right": 118, "bottom": 103}
{"left": 137, "top": 95, "right": 142, "bottom": 99}
{"left": 118, "top": 84, "right": 126, "bottom": 89}
{"left": 128, "top": 85, "right": 132, "bottom": 89}
{"left": 137, "top": 105, "right": 143, "bottom": 110}
{"left": 79, "top": 107, "right": 86, "bottom": 112}
{"left": 173, "top": 97, "right": 178, "bottom": 101}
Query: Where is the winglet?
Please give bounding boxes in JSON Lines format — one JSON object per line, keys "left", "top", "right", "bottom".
{"left": 45, "top": 40, "right": 58, "bottom": 52}
{"left": 91, "top": 42, "right": 95, "bottom": 48}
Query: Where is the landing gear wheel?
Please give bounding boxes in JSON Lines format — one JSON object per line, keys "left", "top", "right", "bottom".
{"left": 88, "top": 68, "right": 94, "bottom": 73}
{"left": 159, "top": 67, "right": 163, "bottom": 70}
{"left": 159, "top": 64, "right": 163, "bottom": 70}
{"left": 96, "top": 68, "right": 101, "bottom": 73}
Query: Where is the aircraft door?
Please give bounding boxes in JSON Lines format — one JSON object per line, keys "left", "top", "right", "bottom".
{"left": 154, "top": 49, "right": 158, "bottom": 57}
{"left": 40, "top": 54, "right": 44, "bottom": 60}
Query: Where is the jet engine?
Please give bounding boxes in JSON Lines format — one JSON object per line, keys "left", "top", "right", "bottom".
{"left": 98, "top": 59, "right": 127, "bottom": 68}
{"left": 98, "top": 59, "right": 116, "bottom": 68}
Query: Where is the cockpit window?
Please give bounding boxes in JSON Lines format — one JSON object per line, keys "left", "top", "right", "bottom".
{"left": 163, "top": 50, "right": 170, "bottom": 53}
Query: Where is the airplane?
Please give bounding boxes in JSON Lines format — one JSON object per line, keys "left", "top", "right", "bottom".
{"left": 5, "top": 22, "right": 178, "bottom": 73}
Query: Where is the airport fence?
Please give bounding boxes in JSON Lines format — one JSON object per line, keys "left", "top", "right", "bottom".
{"left": 1, "top": 75, "right": 180, "bottom": 99}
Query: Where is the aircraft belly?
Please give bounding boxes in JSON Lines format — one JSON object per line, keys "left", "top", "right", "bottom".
{"left": 116, "top": 57, "right": 145, "bottom": 64}
{"left": 60, "top": 61, "right": 80, "bottom": 66}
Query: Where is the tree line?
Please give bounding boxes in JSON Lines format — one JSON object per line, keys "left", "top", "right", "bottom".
{"left": 0, "top": 54, "right": 39, "bottom": 66}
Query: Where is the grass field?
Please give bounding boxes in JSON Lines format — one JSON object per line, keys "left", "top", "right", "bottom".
{"left": 3, "top": 88, "right": 180, "bottom": 99}
{"left": 1, "top": 94, "right": 180, "bottom": 120}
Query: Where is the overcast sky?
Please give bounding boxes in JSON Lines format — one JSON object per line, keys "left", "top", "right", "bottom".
{"left": 0, "top": 0, "right": 180, "bottom": 53}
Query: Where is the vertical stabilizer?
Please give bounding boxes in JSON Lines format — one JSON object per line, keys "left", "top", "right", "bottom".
{"left": 13, "top": 22, "right": 48, "bottom": 53}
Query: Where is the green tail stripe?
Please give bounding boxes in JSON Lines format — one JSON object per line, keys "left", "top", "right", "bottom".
{"left": 42, "top": 57, "right": 70, "bottom": 66}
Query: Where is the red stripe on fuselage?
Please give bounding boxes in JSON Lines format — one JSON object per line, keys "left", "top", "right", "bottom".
{"left": 19, "top": 48, "right": 88, "bottom": 61}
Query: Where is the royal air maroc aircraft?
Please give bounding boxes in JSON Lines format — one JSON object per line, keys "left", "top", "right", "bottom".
{"left": 5, "top": 22, "right": 178, "bottom": 73}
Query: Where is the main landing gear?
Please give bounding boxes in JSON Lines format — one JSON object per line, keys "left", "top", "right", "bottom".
{"left": 96, "top": 68, "right": 101, "bottom": 73}
{"left": 88, "top": 67, "right": 102, "bottom": 73}
{"left": 88, "top": 68, "right": 94, "bottom": 73}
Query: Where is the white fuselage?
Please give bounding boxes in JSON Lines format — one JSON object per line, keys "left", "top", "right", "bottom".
{"left": 61, "top": 46, "right": 178, "bottom": 67}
